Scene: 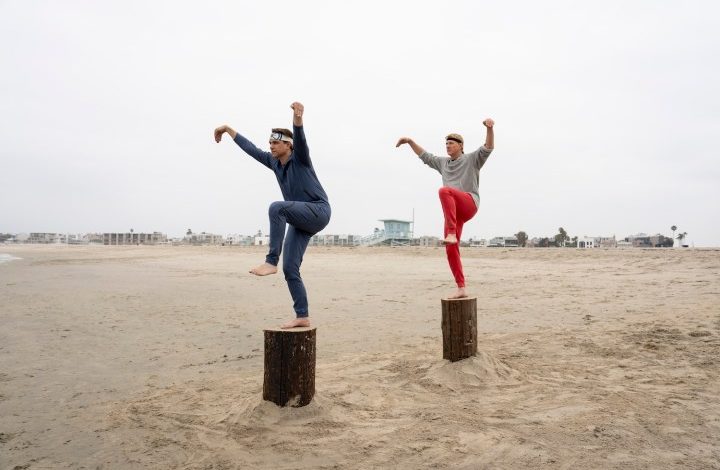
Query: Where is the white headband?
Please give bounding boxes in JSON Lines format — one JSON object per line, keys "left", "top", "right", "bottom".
{"left": 269, "top": 131, "right": 293, "bottom": 143}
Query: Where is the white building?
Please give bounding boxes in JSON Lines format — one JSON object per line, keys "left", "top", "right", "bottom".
{"left": 27, "top": 233, "right": 65, "bottom": 244}
{"left": 488, "top": 236, "right": 505, "bottom": 247}
{"left": 105, "top": 232, "right": 168, "bottom": 245}
{"left": 226, "top": 234, "right": 254, "bottom": 246}
{"left": 467, "top": 238, "right": 487, "bottom": 247}
{"left": 503, "top": 236, "right": 519, "bottom": 247}
{"left": 488, "top": 236, "right": 518, "bottom": 247}
{"left": 578, "top": 237, "right": 595, "bottom": 248}
{"left": 254, "top": 233, "right": 269, "bottom": 246}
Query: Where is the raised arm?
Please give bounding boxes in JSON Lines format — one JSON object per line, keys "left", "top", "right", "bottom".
{"left": 214, "top": 124, "right": 273, "bottom": 169}
{"left": 290, "top": 102, "right": 311, "bottom": 166}
{"left": 483, "top": 118, "right": 494, "bottom": 149}
{"left": 396, "top": 136, "right": 443, "bottom": 173}
{"left": 395, "top": 137, "right": 426, "bottom": 156}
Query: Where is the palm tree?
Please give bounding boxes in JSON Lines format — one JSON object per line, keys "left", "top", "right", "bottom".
{"left": 671, "top": 225, "right": 677, "bottom": 245}
{"left": 676, "top": 231, "right": 687, "bottom": 247}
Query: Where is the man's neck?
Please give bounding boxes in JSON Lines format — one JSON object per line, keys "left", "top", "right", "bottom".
{"left": 277, "top": 152, "right": 292, "bottom": 166}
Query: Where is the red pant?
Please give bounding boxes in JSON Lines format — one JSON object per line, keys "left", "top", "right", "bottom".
{"left": 438, "top": 186, "right": 477, "bottom": 287}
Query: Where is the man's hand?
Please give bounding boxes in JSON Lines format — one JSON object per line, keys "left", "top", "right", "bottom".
{"left": 291, "top": 102, "right": 304, "bottom": 126}
{"left": 214, "top": 125, "right": 236, "bottom": 142}
{"left": 395, "top": 137, "right": 412, "bottom": 147}
{"left": 483, "top": 118, "right": 494, "bottom": 128}
{"left": 214, "top": 125, "right": 227, "bottom": 143}
{"left": 290, "top": 102, "right": 304, "bottom": 117}
{"left": 395, "top": 136, "right": 425, "bottom": 156}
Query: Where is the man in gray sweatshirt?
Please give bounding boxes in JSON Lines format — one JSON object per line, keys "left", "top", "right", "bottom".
{"left": 396, "top": 119, "right": 495, "bottom": 299}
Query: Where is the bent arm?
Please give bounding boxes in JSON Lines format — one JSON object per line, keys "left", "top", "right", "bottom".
{"left": 293, "top": 124, "right": 311, "bottom": 166}
{"left": 233, "top": 133, "right": 273, "bottom": 169}
{"left": 290, "top": 102, "right": 312, "bottom": 166}
{"left": 396, "top": 137, "right": 426, "bottom": 156}
{"left": 483, "top": 118, "right": 494, "bottom": 149}
{"left": 214, "top": 124, "right": 273, "bottom": 169}
{"left": 397, "top": 136, "right": 442, "bottom": 173}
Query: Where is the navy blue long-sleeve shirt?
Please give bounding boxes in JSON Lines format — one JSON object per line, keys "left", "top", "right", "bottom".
{"left": 233, "top": 125, "right": 329, "bottom": 205}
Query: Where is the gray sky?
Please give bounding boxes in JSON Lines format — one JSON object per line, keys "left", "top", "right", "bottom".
{"left": 1, "top": 1, "right": 718, "bottom": 246}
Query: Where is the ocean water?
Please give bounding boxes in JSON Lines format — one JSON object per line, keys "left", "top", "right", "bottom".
{"left": 0, "top": 253, "right": 21, "bottom": 264}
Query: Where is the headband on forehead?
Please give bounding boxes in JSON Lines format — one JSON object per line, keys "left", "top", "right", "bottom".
{"left": 446, "top": 133, "right": 464, "bottom": 145}
{"left": 269, "top": 131, "right": 293, "bottom": 143}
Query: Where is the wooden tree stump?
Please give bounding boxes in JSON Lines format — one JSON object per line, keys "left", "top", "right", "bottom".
{"left": 263, "top": 326, "right": 316, "bottom": 407}
{"left": 441, "top": 297, "right": 478, "bottom": 362}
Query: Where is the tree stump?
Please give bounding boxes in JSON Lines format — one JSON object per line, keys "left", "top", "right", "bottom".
{"left": 441, "top": 297, "right": 478, "bottom": 362}
{"left": 263, "top": 326, "right": 316, "bottom": 407}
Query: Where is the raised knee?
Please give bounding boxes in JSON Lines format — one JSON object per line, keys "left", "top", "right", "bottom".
{"left": 438, "top": 187, "right": 452, "bottom": 197}
{"left": 269, "top": 201, "right": 284, "bottom": 215}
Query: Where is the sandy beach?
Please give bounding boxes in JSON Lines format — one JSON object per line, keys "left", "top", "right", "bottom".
{"left": 0, "top": 245, "right": 718, "bottom": 469}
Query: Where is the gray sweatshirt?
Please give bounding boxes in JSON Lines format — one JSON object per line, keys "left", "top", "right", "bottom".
{"left": 419, "top": 146, "right": 493, "bottom": 208}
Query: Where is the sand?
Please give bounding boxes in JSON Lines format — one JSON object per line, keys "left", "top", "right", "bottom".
{"left": 0, "top": 245, "right": 718, "bottom": 469}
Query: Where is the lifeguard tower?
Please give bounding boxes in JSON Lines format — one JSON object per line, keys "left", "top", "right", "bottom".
{"left": 360, "top": 219, "right": 413, "bottom": 246}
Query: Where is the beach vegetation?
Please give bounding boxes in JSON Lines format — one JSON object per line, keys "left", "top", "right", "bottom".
{"left": 515, "top": 231, "right": 528, "bottom": 247}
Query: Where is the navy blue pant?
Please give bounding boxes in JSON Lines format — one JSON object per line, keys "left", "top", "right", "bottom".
{"left": 266, "top": 201, "right": 331, "bottom": 318}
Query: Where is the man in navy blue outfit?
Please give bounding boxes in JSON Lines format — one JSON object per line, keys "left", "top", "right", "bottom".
{"left": 214, "top": 102, "right": 331, "bottom": 328}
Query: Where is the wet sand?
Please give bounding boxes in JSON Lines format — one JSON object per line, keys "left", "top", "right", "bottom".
{"left": 1, "top": 245, "right": 718, "bottom": 469}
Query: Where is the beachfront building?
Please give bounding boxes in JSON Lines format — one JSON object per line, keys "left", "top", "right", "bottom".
{"left": 104, "top": 232, "right": 168, "bottom": 245}
{"left": 415, "top": 235, "right": 442, "bottom": 247}
{"left": 467, "top": 237, "right": 487, "bottom": 247}
{"left": 83, "top": 233, "right": 105, "bottom": 245}
{"left": 1, "top": 233, "right": 29, "bottom": 244}
{"left": 596, "top": 236, "right": 618, "bottom": 248}
{"left": 624, "top": 233, "right": 653, "bottom": 247}
{"left": 66, "top": 234, "right": 87, "bottom": 245}
{"left": 27, "top": 233, "right": 67, "bottom": 244}
{"left": 623, "top": 233, "right": 672, "bottom": 248}
{"left": 488, "top": 236, "right": 505, "bottom": 247}
{"left": 503, "top": 236, "right": 519, "bottom": 247}
{"left": 578, "top": 237, "right": 595, "bottom": 248}
{"left": 182, "top": 232, "right": 223, "bottom": 245}
{"left": 254, "top": 233, "right": 269, "bottom": 246}
{"left": 309, "top": 234, "right": 361, "bottom": 246}
{"left": 226, "top": 234, "right": 255, "bottom": 246}
{"left": 487, "top": 236, "right": 519, "bottom": 247}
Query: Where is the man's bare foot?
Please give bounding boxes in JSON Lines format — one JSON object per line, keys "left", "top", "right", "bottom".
{"left": 447, "top": 287, "right": 467, "bottom": 299}
{"left": 443, "top": 234, "right": 458, "bottom": 245}
{"left": 249, "top": 263, "right": 278, "bottom": 276}
{"left": 281, "top": 317, "right": 311, "bottom": 329}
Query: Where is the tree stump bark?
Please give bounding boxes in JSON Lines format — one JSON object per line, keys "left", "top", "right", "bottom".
{"left": 441, "top": 297, "right": 478, "bottom": 362}
{"left": 263, "top": 326, "right": 316, "bottom": 407}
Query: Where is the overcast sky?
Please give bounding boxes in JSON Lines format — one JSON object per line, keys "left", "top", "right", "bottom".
{"left": 1, "top": 1, "right": 718, "bottom": 246}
